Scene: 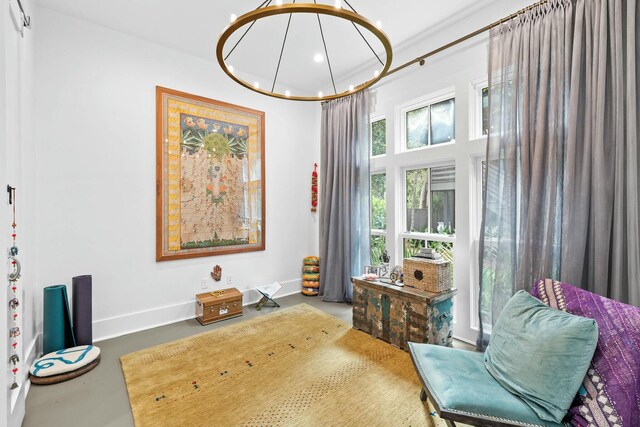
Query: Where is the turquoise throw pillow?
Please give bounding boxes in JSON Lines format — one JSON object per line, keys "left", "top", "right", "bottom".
{"left": 484, "top": 290, "right": 598, "bottom": 423}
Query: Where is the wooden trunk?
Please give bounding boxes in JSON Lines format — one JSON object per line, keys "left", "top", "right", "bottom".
{"left": 196, "top": 288, "right": 243, "bottom": 325}
{"left": 352, "top": 278, "right": 456, "bottom": 350}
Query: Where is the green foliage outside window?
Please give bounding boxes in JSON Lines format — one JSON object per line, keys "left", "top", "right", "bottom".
{"left": 406, "top": 168, "right": 429, "bottom": 232}
{"left": 403, "top": 239, "right": 453, "bottom": 261}
{"left": 371, "top": 119, "right": 386, "bottom": 156}
{"left": 370, "top": 235, "right": 386, "bottom": 265}
{"left": 371, "top": 173, "right": 386, "bottom": 230}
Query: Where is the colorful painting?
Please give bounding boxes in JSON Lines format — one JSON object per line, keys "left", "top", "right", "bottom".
{"left": 156, "top": 87, "right": 265, "bottom": 261}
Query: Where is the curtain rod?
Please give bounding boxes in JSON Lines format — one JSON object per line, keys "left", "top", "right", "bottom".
{"left": 383, "top": 0, "right": 549, "bottom": 77}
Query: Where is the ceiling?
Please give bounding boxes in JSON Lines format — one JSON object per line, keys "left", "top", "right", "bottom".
{"left": 36, "top": 0, "right": 491, "bottom": 97}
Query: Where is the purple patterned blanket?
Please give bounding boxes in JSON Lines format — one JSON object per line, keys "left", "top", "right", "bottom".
{"left": 531, "top": 279, "right": 640, "bottom": 427}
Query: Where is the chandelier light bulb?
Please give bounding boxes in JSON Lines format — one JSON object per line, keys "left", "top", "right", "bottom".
{"left": 318, "top": 91, "right": 323, "bottom": 98}
{"left": 285, "top": 90, "right": 291, "bottom": 97}
{"left": 276, "top": 0, "right": 283, "bottom": 5}
{"left": 349, "top": 84, "right": 354, "bottom": 91}
{"left": 228, "top": 65, "right": 234, "bottom": 74}
{"left": 313, "top": 53, "right": 324, "bottom": 63}
{"left": 230, "top": 14, "right": 237, "bottom": 23}
{"left": 335, "top": 0, "right": 341, "bottom": 8}
{"left": 254, "top": 81, "right": 260, "bottom": 89}
{"left": 374, "top": 69, "right": 380, "bottom": 77}
{"left": 376, "top": 20, "right": 382, "bottom": 29}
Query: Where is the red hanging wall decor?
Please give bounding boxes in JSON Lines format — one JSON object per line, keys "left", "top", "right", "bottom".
{"left": 311, "top": 163, "right": 318, "bottom": 213}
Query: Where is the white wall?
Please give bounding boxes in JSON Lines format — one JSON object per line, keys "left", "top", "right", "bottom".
{"left": 34, "top": 8, "right": 320, "bottom": 341}
{"left": 1, "top": 0, "right": 37, "bottom": 425}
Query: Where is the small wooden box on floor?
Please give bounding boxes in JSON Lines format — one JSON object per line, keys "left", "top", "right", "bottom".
{"left": 403, "top": 257, "right": 452, "bottom": 292}
{"left": 196, "top": 288, "right": 243, "bottom": 325}
{"left": 352, "top": 277, "right": 457, "bottom": 350}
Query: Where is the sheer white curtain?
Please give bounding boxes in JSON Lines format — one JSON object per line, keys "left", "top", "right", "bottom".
{"left": 478, "top": 0, "right": 639, "bottom": 348}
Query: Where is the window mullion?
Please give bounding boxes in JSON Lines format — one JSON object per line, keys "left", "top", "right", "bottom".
{"left": 427, "top": 168, "right": 432, "bottom": 233}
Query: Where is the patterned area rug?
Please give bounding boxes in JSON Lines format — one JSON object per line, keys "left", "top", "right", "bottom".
{"left": 120, "top": 304, "right": 449, "bottom": 426}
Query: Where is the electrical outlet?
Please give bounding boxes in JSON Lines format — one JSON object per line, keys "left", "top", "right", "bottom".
{"left": 201, "top": 278, "right": 208, "bottom": 289}
{"left": 227, "top": 275, "right": 233, "bottom": 286}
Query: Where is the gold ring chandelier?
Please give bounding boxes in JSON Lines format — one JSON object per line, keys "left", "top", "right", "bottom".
{"left": 216, "top": 1, "right": 393, "bottom": 102}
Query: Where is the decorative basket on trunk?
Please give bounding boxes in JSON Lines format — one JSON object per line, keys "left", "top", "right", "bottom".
{"left": 403, "top": 257, "right": 452, "bottom": 293}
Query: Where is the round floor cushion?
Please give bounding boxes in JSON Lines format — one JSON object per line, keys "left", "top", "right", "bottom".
{"left": 303, "top": 256, "right": 320, "bottom": 266}
{"left": 302, "top": 280, "right": 320, "bottom": 289}
{"left": 30, "top": 345, "right": 101, "bottom": 378}
{"left": 30, "top": 356, "right": 100, "bottom": 385}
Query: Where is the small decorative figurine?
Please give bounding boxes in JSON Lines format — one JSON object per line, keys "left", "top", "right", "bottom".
{"left": 390, "top": 265, "right": 404, "bottom": 285}
{"left": 380, "top": 249, "right": 390, "bottom": 264}
{"left": 378, "top": 249, "right": 391, "bottom": 277}
{"left": 211, "top": 265, "right": 222, "bottom": 281}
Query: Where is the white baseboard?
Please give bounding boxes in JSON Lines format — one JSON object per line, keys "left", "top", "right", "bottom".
{"left": 453, "top": 335, "right": 476, "bottom": 346}
{"left": 93, "top": 279, "right": 302, "bottom": 342}
{"left": 24, "top": 336, "right": 38, "bottom": 368}
{"left": 22, "top": 335, "right": 38, "bottom": 400}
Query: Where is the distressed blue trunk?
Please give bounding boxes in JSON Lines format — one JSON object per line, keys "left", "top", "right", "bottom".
{"left": 352, "top": 278, "right": 457, "bottom": 350}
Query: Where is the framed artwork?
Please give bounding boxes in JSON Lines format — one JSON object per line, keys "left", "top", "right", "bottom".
{"left": 364, "top": 265, "right": 381, "bottom": 276}
{"left": 156, "top": 86, "right": 265, "bottom": 261}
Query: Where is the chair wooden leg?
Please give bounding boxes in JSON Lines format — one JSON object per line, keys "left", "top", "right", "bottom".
{"left": 420, "top": 388, "right": 427, "bottom": 402}
{"left": 444, "top": 420, "right": 457, "bottom": 427}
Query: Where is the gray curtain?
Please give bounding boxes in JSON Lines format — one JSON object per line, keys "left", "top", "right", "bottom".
{"left": 561, "top": 0, "right": 640, "bottom": 306}
{"left": 478, "top": 0, "right": 640, "bottom": 348}
{"left": 319, "top": 90, "right": 371, "bottom": 303}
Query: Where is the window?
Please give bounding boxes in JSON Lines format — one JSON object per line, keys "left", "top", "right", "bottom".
{"left": 402, "top": 164, "right": 456, "bottom": 290}
{"left": 370, "top": 165, "right": 386, "bottom": 264}
{"left": 471, "top": 77, "right": 515, "bottom": 139}
{"left": 405, "top": 98, "right": 455, "bottom": 150}
{"left": 405, "top": 166, "right": 455, "bottom": 234}
{"left": 371, "top": 118, "right": 386, "bottom": 156}
{"left": 469, "top": 76, "right": 488, "bottom": 140}
{"left": 371, "top": 173, "right": 386, "bottom": 230}
{"left": 481, "top": 87, "right": 489, "bottom": 136}
{"left": 471, "top": 157, "right": 500, "bottom": 331}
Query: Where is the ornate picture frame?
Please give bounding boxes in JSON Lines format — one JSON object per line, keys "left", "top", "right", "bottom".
{"left": 156, "top": 86, "right": 265, "bottom": 261}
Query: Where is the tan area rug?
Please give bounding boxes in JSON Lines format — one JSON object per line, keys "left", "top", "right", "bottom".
{"left": 120, "top": 304, "right": 449, "bottom": 426}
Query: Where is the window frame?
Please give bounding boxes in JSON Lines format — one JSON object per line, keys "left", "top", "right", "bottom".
{"left": 397, "top": 87, "right": 456, "bottom": 153}
{"left": 468, "top": 75, "right": 489, "bottom": 141}
{"left": 369, "top": 110, "right": 388, "bottom": 263}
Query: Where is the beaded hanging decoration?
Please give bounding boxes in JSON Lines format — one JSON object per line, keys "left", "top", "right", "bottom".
{"left": 311, "top": 164, "right": 318, "bottom": 213}
{"left": 7, "top": 185, "right": 20, "bottom": 390}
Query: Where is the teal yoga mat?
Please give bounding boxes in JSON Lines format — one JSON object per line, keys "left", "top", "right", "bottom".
{"left": 43, "top": 285, "right": 76, "bottom": 354}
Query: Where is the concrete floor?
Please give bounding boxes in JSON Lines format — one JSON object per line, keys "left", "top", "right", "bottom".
{"left": 23, "top": 294, "right": 472, "bottom": 427}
